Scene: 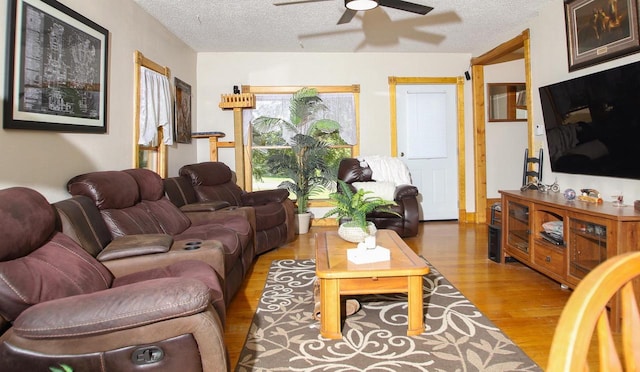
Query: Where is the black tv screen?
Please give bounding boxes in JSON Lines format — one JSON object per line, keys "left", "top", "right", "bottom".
{"left": 540, "top": 61, "right": 640, "bottom": 180}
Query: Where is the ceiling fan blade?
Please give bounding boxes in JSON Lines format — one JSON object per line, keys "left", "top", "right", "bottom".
{"left": 337, "top": 9, "right": 357, "bottom": 24}
{"left": 274, "top": 0, "right": 333, "bottom": 6}
{"left": 378, "top": 0, "right": 433, "bottom": 15}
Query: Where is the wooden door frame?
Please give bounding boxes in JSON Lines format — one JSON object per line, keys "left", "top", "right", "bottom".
{"left": 471, "top": 29, "right": 533, "bottom": 223}
{"left": 388, "top": 76, "right": 467, "bottom": 222}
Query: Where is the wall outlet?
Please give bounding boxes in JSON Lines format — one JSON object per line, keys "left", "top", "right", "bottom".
{"left": 535, "top": 123, "right": 544, "bottom": 136}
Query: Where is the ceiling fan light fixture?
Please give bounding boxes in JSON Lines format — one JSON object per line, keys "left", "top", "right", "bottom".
{"left": 345, "top": 0, "right": 378, "bottom": 11}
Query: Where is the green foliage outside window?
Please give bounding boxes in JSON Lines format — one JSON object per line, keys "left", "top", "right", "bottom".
{"left": 251, "top": 87, "right": 352, "bottom": 213}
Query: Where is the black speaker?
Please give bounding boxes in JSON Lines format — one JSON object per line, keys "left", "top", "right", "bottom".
{"left": 233, "top": 85, "right": 240, "bottom": 94}
{"left": 464, "top": 71, "right": 471, "bottom": 81}
{"left": 488, "top": 224, "right": 501, "bottom": 263}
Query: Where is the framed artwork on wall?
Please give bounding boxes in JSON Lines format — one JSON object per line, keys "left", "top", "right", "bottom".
{"left": 4, "top": 0, "right": 109, "bottom": 133}
{"left": 565, "top": 0, "right": 640, "bottom": 71}
{"left": 174, "top": 77, "right": 192, "bottom": 144}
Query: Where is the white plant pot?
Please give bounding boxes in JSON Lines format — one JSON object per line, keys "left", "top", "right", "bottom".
{"left": 338, "top": 221, "right": 377, "bottom": 243}
{"left": 295, "top": 212, "right": 312, "bottom": 234}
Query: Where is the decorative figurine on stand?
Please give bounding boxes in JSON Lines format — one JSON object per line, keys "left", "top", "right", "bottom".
{"left": 578, "top": 189, "right": 603, "bottom": 204}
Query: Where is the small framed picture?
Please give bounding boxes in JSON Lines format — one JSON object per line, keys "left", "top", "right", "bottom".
{"left": 565, "top": 0, "right": 640, "bottom": 71}
{"left": 174, "top": 78, "right": 192, "bottom": 144}
{"left": 4, "top": 0, "right": 109, "bottom": 132}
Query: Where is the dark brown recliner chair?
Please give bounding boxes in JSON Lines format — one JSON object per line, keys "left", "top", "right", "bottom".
{"left": 0, "top": 187, "right": 228, "bottom": 371}
{"left": 67, "top": 168, "right": 253, "bottom": 304}
{"left": 338, "top": 158, "right": 420, "bottom": 237}
{"left": 174, "top": 162, "right": 296, "bottom": 256}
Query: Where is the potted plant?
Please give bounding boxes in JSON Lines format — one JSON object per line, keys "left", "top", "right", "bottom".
{"left": 252, "top": 87, "right": 341, "bottom": 234}
{"left": 324, "top": 180, "right": 399, "bottom": 243}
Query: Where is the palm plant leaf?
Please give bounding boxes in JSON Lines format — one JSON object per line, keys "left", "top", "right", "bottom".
{"left": 253, "top": 87, "right": 343, "bottom": 214}
{"left": 324, "top": 180, "right": 400, "bottom": 231}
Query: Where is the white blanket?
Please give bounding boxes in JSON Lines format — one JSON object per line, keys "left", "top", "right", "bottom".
{"left": 358, "top": 155, "right": 412, "bottom": 186}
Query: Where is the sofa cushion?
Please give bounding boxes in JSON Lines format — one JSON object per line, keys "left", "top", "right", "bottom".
{"left": 0, "top": 187, "right": 56, "bottom": 261}
{"left": 113, "top": 260, "right": 225, "bottom": 325}
{"left": 164, "top": 176, "right": 198, "bottom": 207}
{"left": 13, "top": 277, "right": 211, "bottom": 338}
{"left": 141, "top": 198, "right": 191, "bottom": 235}
{"left": 337, "top": 158, "right": 373, "bottom": 183}
{"left": 54, "top": 195, "right": 114, "bottom": 257}
{"left": 96, "top": 234, "right": 173, "bottom": 261}
{"left": 68, "top": 171, "right": 140, "bottom": 210}
{"left": 0, "top": 232, "right": 114, "bottom": 322}
{"left": 101, "top": 205, "right": 165, "bottom": 237}
{"left": 180, "top": 162, "right": 234, "bottom": 185}
{"left": 253, "top": 203, "right": 287, "bottom": 231}
{"left": 352, "top": 181, "right": 396, "bottom": 201}
{"left": 180, "top": 162, "right": 244, "bottom": 205}
{"left": 124, "top": 168, "right": 165, "bottom": 201}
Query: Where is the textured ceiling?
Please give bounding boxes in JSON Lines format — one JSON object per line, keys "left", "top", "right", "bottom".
{"left": 132, "top": 0, "right": 554, "bottom": 53}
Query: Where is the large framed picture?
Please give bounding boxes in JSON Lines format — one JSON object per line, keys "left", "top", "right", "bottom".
{"left": 4, "top": 0, "right": 109, "bottom": 132}
{"left": 565, "top": 0, "right": 640, "bottom": 71}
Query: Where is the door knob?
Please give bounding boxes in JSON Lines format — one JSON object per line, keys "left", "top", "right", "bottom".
{"left": 400, "top": 152, "right": 405, "bottom": 157}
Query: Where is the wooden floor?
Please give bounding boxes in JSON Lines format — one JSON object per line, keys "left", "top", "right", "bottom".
{"left": 224, "top": 222, "right": 576, "bottom": 370}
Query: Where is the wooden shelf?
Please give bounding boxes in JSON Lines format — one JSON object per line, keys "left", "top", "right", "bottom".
{"left": 218, "top": 93, "right": 255, "bottom": 109}
{"left": 500, "top": 189, "right": 640, "bottom": 332}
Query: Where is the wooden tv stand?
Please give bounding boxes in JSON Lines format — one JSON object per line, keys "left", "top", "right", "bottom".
{"left": 499, "top": 189, "right": 640, "bottom": 331}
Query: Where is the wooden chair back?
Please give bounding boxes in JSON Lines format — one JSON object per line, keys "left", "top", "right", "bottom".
{"left": 547, "top": 251, "right": 640, "bottom": 371}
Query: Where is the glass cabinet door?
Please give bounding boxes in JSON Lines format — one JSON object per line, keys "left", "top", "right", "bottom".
{"left": 507, "top": 200, "right": 529, "bottom": 254}
{"left": 568, "top": 218, "right": 607, "bottom": 280}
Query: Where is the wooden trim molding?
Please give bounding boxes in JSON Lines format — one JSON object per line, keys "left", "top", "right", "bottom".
{"left": 388, "top": 76, "right": 466, "bottom": 222}
{"left": 471, "top": 29, "right": 532, "bottom": 224}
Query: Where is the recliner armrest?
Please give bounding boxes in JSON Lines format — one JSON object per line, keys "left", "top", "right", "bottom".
{"left": 179, "top": 200, "right": 231, "bottom": 213}
{"left": 12, "top": 277, "right": 210, "bottom": 339}
{"left": 241, "top": 189, "right": 289, "bottom": 205}
{"left": 394, "top": 184, "right": 419, "bottom": 200}
{"left": 97, "top": 234, "right": 173, "bottom": 261}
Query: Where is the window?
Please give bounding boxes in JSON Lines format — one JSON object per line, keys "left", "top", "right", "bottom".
{"left": 243, "top": 85, "right": 360, "bottom": 205}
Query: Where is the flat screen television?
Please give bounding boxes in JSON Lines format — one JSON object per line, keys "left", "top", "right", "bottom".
{"left": 539, "top": 60, "right": 640, "bottom": 180}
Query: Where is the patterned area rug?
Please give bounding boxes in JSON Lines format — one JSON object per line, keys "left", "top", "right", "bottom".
{"left": 235, "top": 259, "right": 541, "bottom": 371}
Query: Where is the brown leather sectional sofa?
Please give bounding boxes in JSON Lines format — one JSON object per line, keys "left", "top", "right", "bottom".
{"left": 0, "top": 163, "right": 297, "bottom": 371}
{"left": 0, "top": 187, "right": 228, "bottom": 371}
{"left": 165, "top": 161, "right": 296, "bottom": 255}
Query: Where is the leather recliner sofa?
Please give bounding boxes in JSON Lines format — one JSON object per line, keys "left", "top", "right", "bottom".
{"left": 166, "top": 161, "right": 296, "bottom": 256}
{"left": 0, "top": 187, "right": 229, "bottom": 371}
{"left": 66, "top": 168, "right": 254, "bottom": 304}
{"left": 338, "top": 158, "right": 420, "bottom": 237}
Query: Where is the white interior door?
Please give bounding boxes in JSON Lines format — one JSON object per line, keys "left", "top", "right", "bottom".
{"left": 396, "top": 84, "right": 458, "bottom": 221}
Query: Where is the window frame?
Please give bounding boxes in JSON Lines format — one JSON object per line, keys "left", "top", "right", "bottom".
{"left": 242, "top": 85, "right": 360, "bottom": 207}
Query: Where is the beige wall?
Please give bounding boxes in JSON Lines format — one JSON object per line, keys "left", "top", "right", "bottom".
{"left": 485, "top": 60, "right": 528, "bottom": 198}
{"left": 3, "top": 1, "right": 638, "bottom": 210}
{"left": 195, "top": 52, "right": 474, "bottom": 211}
{"left": 0, "top": 0, "right": 198, "bottom": 202}
{"left": 529, "top": 2, "right": 640, "bottom": 201}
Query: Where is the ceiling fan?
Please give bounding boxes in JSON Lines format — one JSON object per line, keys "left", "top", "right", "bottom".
{"left": 298, "top": 9, "right": 460, "bottom": 51}
{"left": 275, "top": 0, "right": 434, "bottom": 24}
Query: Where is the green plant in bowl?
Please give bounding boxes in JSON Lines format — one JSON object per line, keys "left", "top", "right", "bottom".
{"left": 324, "top": 180, "right": 399, "bottom": 232}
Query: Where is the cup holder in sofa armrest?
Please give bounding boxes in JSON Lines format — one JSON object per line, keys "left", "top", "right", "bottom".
{"left": 179, "top": 201, "right": 231, "bottom": 213}
{"left": 97, "top": 234, "right": 173, "bottom": 261}
{"left": 184, "top": 241, "right": 202, "bottom": 250}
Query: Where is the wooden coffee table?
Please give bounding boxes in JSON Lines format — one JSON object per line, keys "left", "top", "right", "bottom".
{"left": 315, "top": 229, "right": 430, "bottom": 339}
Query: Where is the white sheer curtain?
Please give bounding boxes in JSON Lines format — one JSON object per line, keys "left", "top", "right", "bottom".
{"left": 139, "top": 66, "right": 173, "bottom": 145}
{"left": 243, "top": 92, "right": 356, "bottom": 145}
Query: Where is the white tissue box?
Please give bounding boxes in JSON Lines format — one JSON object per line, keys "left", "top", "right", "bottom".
{"left": 347, "top": 245, "right": 390, "bottom": 264}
